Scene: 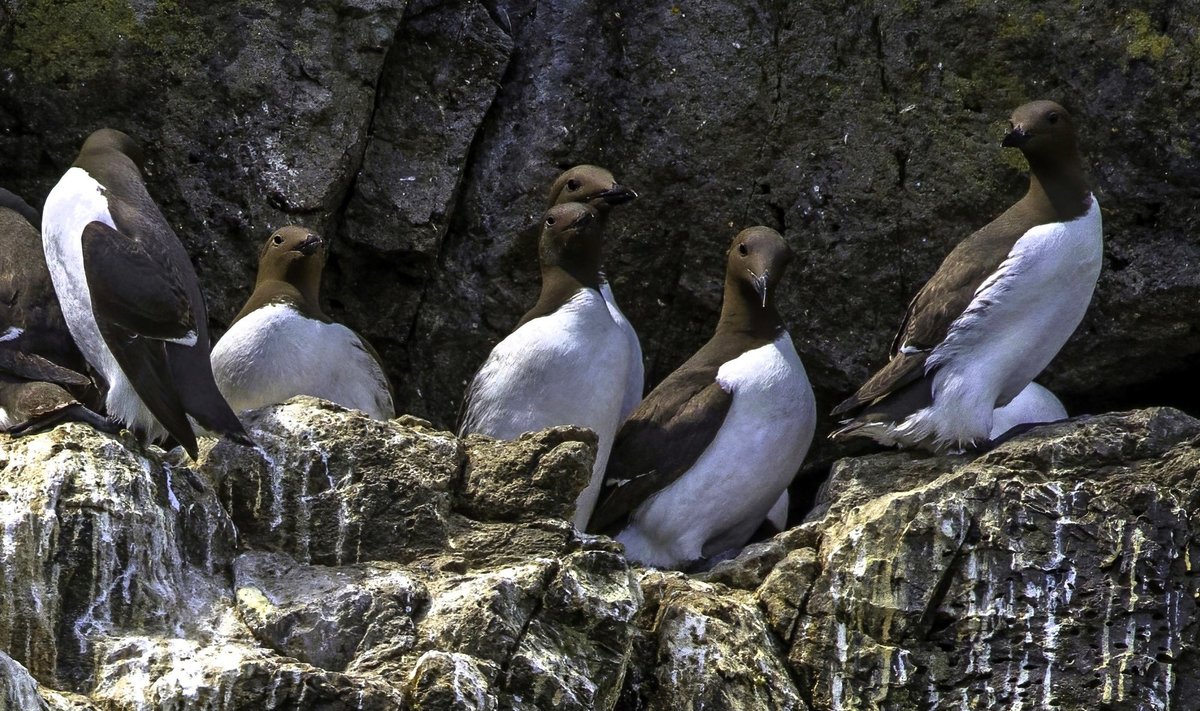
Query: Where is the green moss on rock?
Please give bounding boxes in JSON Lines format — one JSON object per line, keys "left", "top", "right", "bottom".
{"left": 1124, "top": 10, "right": 1171, "bottom": 61}
{"left": 2, "top": 0, "right": 207, "bottom": 83}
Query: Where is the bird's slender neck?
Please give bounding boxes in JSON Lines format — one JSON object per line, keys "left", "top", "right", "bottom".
{"left": 1024, "top": 151, "right": 1090, "bottom": 219}
{"left": 540, "top": 260, "right": 600, "bottom": 297}
{"left": 592, "top": 207, "right": 611, "bottom": 232}
{"left": 716, "top": 275, "right": 784, "bottom": 340}
{"left": 257, "top": 277, "right": 324, "bottom": 318}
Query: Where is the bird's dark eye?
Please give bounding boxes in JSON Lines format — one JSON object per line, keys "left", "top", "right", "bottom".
{"left": 1047, "top": 112, "right": 1059, "bottom": 124}
{"left": 566, "top": 179, "right": 581, "bottom": 191}
{"left": 546, "top": 216, "right": 556, "bottom": 226}
{"left": 272, "top": 235, "right": 284, "bottom": 245}
{"left": 738, "top": 243, "right": 749, "bottom": 256}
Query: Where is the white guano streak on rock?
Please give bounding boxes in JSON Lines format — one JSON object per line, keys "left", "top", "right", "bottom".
{"left": 823, "top": 523, "right": 854, "bottom": 711}
{"left": 1100, "top": 518, "right": 1142, "bottom": 705}
{"left": 831, "top": 620, "right": 847, "bottom": 711}
{"left": 297, "top": 453, "right": 311, "bottom": 564}
{"left": 1119, "top": 525, "right": 1148, "bottom": 703}
{"left": 163, "top": 462, "right": 181, "bottom": 513}
{"left": 336, "top": 481, "right": 353, "bottom": 566}
{"left": 0, "top": 651, "right": 46, "bottom": 711}
{"left": 1039, "top": 481, "right": 1074, "bottom": 710}
{"left": 1100, "top": 521, "right": 1116, "bottom": 704}
{"left": 73, "top": 450, "right": 121, "bottom": 643}
{"left": 250, "top": 442, "right": 276, "bottom": 526}
{"left": 268, "top": 446, "right": 285, "bottom": 531}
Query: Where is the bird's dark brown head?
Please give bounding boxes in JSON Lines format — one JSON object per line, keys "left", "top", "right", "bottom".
{"left": 547, "top": 165, "right": 638, "bottom": 210}
{"left": 79, "top": 128, "right": 146, "bottom": 171}
{"left": 0, "top": 187, "right": 39, "bottom": 226}
{"left": 1002, "top": 100, "right": 1078, "bottom": 164}
{"left": 726, "top": 226, "right": 794, "bottom": 309}
{"left": 257, "top": 225, "right": 326, "bottom": 293}
{"left": 538, "top": 202, "right": 603, "bottom": 281}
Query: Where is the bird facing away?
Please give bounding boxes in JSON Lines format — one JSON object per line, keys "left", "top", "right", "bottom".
{"left": 211, "top": 226, "right": 395, "bottom": 420}
{"left": 831, "top": 100, "right": 1102, "bottom": 453}
{"left": 546, "top": 164, "right": 643, "bottom": 421}
{"left": 1, "top": 189, "right": 114, "bottom": 436}
{"left": 40, "top": 128, "right": 252, "bottom": 458}
{"left": 588, "top": 226, "right": 816, "bottom": 570}
{"left": 460, "top": 202, "right": 633, "bottom": 530}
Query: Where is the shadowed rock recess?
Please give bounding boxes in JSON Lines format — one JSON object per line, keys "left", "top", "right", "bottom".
{"left": 1, "top": 402, "right": 1199, "bottom": 709}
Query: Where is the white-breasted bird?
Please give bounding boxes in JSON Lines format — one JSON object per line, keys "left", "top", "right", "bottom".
{"left": 460, "top": 202, "right": 632, "bottom": 529}
{"left": 588, "top": 226, "right": 815, "bottom": 570}
{"left": 211, "top": 226, "right": 394, "bottom": 420}
{"left": 831, "top": 101, "right": 1102, "bottom": 452}
{"left": 41, "top": 129, "right": 251, "bottom": 457}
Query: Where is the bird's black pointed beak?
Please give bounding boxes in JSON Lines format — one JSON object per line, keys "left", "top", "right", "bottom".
{"left": 592, "top": 184, "right": 638, "bottom": 206}
{"left": 750, "top": 270, "right": 769, "bottom": 308}
{"left": 1002, "top": 125, "right": 1030, "bottom": 148}
{"left": 569, "top": 210, "right": 595, "bottom": 229}
{"left": 294, "top": 234, "right": 324, "bottom": 255}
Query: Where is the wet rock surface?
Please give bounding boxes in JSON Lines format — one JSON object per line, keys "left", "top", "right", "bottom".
{"left": 0, "top": 400, "right": 638, "bottom": 709}
{"left": 775, "top": 407, "right": 1200, "bottom": 710}
{"left": 2, "top": 403, "right": 1199, "bottom": 709}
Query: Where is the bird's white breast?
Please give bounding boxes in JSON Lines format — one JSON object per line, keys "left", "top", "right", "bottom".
{"left": 41, "top": 168, "right": 117, "bottom": 373}
{"left": 463, "top": 288, "right": 630, "bottom": 528}
{"left": 211, "top": 302, "right": 393, "bottom": 420}
{"left": 463, "top": 289, "right": 629, "bottom": 440}
{"left": 908, "top": 196, "right": 1103, "bottom": 449}
{"left": 618, "top": 333, "right": 816, "bottom": 568}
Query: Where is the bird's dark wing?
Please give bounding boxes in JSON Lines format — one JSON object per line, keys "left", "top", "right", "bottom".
{"left": 0, "top": 349, "right": 92, "bottom": 388}
{"left": 587, "top": 362, "right": 732, "bottom": 535}
{"left": 832, "top": 213, "right": 1031, "bottom": 417}
{"left": 80, "top": 221, "right": 196, "bottom": 343}
{"left": 1, "top": 206, "right": 91, "bottom": 377}
{"left": 0, "top": 380, "right": 118, "bottom": 436}
{"left": 99, "top": 322, "right": 198, "bottom": 457}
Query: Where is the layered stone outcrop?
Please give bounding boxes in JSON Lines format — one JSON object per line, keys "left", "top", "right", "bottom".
{"left": 1, "top": 402, "right": 1197, "bottom": 709}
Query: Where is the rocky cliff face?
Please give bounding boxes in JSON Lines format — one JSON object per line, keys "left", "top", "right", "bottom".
{"left": 2, "top": 401, "right": 1198, "bottom": 709}
{"left": 1, "top": 0, "right": 1197, "bottom": 438}
{"left": 2, "top": 1, "right": 1198, "bottom": 708}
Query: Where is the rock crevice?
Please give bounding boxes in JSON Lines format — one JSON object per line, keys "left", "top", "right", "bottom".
{"left": 2, "top": 402, "right": 1198, "bottom": 709}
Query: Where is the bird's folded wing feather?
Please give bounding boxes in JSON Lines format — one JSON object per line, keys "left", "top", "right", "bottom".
{"left": 587, "top": 365, "right": 733, "bottom": 535}
{"left": 98, "top": 322, "right": 198, "bottom": 457}
{"left": 80, "top": 220, "right": 196, "bottom": 343}
{"left": 0, "top": 349, "right": 92, "bottom": 388}
{"left": 833, "top": 225, "right": 1023, "bottom": 416}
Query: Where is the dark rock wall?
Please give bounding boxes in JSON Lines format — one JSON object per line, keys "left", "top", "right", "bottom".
{"left": 2, "top": 0, "right": 1198, "bottom": 434}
